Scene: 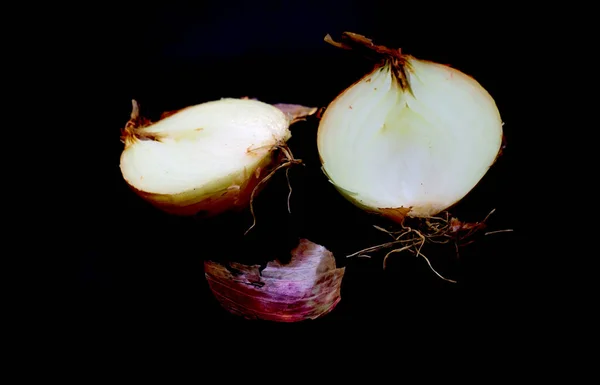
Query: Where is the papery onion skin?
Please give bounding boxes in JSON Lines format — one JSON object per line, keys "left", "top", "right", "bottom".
{"left": 204, "top": 239, "right": 345, "bottom": 322}
{"left": 317, "top": 34, "right": 503, "bottom": 223}
{"left": 120, "top": 98, "right": 314, "bottom": 217}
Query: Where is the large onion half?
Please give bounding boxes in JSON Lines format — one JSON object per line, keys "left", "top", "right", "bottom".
{"left": 120, "top": 98, "right": 315, "bottom": 217}
{"left": 317, "top": 33, "right": 503, "bottom": 223}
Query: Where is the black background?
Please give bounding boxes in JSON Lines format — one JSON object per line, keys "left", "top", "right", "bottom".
{"left": 71, "top": 1, "right": 531, "bottom": 339}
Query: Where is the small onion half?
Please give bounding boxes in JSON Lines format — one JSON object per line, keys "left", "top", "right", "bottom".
{"left": 317, "top": 33, "right": 504, "bottom": 223}
{"left": 120, "top": 98, "right": 315, "bottom": 217}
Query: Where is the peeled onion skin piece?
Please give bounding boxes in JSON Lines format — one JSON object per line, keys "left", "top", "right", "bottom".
{"left": 204, "top": 239, "right": 345, "bottom": 322}
{"left": 317, "top": 32, "right": 504, "bottom": 224}
{"left": 119, "top": 99, "right": 316, "bottom": 218}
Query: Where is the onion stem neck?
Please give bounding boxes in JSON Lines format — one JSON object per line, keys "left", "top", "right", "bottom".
{"left": 121, "top": 99, "right": 159, "bottom": 147}
{"left": 324, "top": 32, "right": 413, "bottom": 93}
{"left": 120, "top": 100, "right": 160, "bottom": 146}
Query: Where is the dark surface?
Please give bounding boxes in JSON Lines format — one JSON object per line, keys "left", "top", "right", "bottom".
{"left": 72, "top": 2, "right": 531, "bottom": 337}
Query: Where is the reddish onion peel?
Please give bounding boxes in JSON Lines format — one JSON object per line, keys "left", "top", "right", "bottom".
{"left": 204, "top": 239, "right": 345, "bottom": 322}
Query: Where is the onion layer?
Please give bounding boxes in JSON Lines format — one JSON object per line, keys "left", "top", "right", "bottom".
{"left": 317, "top": 33, "right": 503, "bottom": 223}
{"left": 204, "top": 239, "right": 345, "bottom": 322}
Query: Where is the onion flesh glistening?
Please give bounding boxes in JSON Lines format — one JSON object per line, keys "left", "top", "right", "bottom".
{"left": 317, "top": 33, "right": 503, "bottom": 223}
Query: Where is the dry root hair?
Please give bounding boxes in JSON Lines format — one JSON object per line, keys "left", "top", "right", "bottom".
{"left": 244, "top": 143, "right": 302, "bottom": 235}
{"left": 347, "top": 209, "right": 513, "bottom": 283}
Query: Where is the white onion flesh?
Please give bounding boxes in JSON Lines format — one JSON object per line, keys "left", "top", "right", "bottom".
{"left": 120, "top": 98, "right": 291, "bottom": 216}
{"left": 317, "top": 58, "right": 503, "bottom": 219}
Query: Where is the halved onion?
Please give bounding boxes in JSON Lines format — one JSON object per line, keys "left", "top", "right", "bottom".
{"left": 120, "top": 98, "right": 315, "bottom": 217}
{"left": 317, "top": 32, "right": 503, "bottom": 223}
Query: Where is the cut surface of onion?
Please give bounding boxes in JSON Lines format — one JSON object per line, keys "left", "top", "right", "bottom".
{"left": 317, "top": 33, "right": 503, "bottom": 221}
{"left": 120, "top": 98, "right": 314, "bottom": 217}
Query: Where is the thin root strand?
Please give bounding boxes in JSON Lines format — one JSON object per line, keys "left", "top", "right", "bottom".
{"left": 285, "top": 167, "right": 293, "bottom": 214}
{"left": 244, "top": 144, "right": 302, "bottom": 235}
{"left": 485, "top": 229, "right": 514, "bottom": 236}
{"left": 419, "top": 253, "right": 457, "bottom": 283}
